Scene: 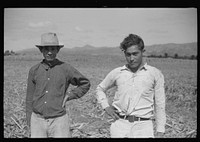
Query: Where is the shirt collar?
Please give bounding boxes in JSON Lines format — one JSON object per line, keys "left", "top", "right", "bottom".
{"left": 41, "top": 58, "right": 61, "bottom": 68}
{"left": 120, "top": 62, "right": 148, "bottom": 72}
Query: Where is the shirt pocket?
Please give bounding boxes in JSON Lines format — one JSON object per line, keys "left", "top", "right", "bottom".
{"left": 139, "top": 78, "right": 155, "bottom": 99}
{"left": 135, "top": 75, "right": 154, "bottom": 92}
{"left": 34, "top": 73, "right": 47, "bottom": 89}
{"left": 116, "top": 73, "right": 133, "bottom": 87}
{"left": 53, "top": 72, "right": 66, "bottom": 93}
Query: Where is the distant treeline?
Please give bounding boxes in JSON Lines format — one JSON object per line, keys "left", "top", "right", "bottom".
{"left": 4, "top": 50, "right": 19, "bottom": 56}
{"left": 4, "top": 50, "right": 197, "bottom": 60}
{"left": 146, "top": 53, "right": 197, "bottom": 60}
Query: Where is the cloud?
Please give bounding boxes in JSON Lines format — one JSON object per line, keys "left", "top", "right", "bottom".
{"left": 74, "top": 26, "right": 93, "bottom": 33}
{"left": 75, "top": 26, "right": 83, "bottom": 32}
{"left": 28, "top": 21, "right": 52, "bottom": 28}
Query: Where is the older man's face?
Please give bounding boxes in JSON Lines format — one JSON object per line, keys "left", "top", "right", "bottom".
{"left": 41, "top": 46, "right": 59, "bottom": 61}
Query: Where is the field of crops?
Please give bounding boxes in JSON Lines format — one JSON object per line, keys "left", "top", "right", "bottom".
{"left": 4, "top": 52, "right": 197, "bottom": 138}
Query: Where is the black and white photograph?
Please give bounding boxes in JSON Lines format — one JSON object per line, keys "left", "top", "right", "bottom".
{"left": 4, "top": 8, "right": 197, "bottom": 138}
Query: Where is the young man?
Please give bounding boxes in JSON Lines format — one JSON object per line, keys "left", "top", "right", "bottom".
{"left": 26, "top": 32, "right": 90, "bottom": 138}
{"left": 96, "top": 34, "right": 166, "bottom": 138}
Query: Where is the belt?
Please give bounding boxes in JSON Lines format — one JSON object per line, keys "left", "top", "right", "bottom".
{"left": 32, "top": 112, "right": 46, "bottom": 119}
{"left": 32, "top": 112, "right": 59, "bottom": 120}
{"left": 117, "top": 113, "right": 150, "bottom": 122}
{"left": 32, "top": 111, "right": 67, "bottom": 119}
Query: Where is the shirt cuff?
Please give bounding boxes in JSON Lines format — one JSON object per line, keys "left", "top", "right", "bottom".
{"left": 101, "top": 101, "right": 110, "bottom": 109}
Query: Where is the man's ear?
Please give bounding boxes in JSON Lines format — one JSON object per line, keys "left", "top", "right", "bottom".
{"left": 57, "top": 47, "right": 61, "bottom": 52}
{"left": 124, "top": 50, "right": 127, "bottom": 55}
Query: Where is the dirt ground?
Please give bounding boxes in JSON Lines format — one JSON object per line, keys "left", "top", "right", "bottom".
{"left": 4, "top": 53, "right": 197, "bottom": 138}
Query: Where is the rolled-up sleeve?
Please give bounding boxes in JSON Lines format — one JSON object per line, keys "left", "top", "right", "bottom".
{"left": 154, "top": 70, "right": 166, "bottom": 133}
{"left": 96, "top": 69, "right": 116, "bottom": 109}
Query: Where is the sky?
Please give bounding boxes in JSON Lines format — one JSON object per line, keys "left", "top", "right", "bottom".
{"left": 4, "top": 8, "right": 197, "bottom": 51}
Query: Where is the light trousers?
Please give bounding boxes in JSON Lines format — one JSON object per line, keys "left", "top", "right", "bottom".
{"left": 31, "top": 112, "right": 71, "bottom": 138}
{"left": 110, "top": 119, "right": 154, "bottom": 138}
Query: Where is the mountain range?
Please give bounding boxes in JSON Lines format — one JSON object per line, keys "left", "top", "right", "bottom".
{"left": 16, "top": 42, "right": 197, "bottom": 57}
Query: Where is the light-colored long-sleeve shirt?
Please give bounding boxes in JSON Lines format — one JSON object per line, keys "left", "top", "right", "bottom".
{"left": 96, "top": 63, "right": 166, "bottom": 133}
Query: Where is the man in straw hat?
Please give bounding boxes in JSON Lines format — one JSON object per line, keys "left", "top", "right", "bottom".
{"left": 26, "top": 32, "right": 90, "bottom": 138}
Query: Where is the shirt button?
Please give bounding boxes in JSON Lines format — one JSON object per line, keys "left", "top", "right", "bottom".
{"left": 46, "top": 91, "right": 48, "bottom": 93}
{"left": 48, "top": 78, "right": 50, "bottom": 80}
{"left": 44, "top": 101, "right": 47, "bottom": 104}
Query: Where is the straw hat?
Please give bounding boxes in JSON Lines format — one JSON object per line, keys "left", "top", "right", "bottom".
{"left": 36, "top": 32, "right": 64, "bottom": 48}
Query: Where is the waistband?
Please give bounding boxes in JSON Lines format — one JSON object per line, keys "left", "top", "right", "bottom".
{"left": 32, "top": 111, "right": 66, "bottom": 120}
{"left": 117, "top": 113, "right": 151, "bottom": 122}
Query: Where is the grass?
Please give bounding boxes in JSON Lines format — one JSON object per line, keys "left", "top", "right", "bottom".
{"left": 4, "top": 53, "right": 197, "bottom": 138}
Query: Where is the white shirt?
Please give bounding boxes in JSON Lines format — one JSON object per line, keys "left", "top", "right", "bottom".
{"left": 96, "top": 63, "right": 166, "bottom": 133}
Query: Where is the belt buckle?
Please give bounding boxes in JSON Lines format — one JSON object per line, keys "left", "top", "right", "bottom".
{"left": 128, "top": 115, "right": 135, "bottom": 122}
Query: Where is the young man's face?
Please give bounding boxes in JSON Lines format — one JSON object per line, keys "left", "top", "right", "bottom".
{"left": 124, "top": 45, "right": 144, "bottom": 71}
{"left": 41, "top": 46, "right": 59, "bottom": 61}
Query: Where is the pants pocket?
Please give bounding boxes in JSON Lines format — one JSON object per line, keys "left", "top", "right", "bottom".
{"left": 48, "top": 114, "right": 71, "bottom": 138}
{"left": 110, "top": 119, "right": 131, "bottom": 138}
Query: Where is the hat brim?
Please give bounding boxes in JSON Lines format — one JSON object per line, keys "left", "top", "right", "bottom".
{"left": 35, "top": 45, "right": 64, "bottom": 48}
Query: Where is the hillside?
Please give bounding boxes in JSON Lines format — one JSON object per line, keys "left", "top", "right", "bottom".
{"left": 16, "top": 42, "right": 197, "bottom": 57}
{"left": 144, "top": 42, "right": 197, "bottom": 57}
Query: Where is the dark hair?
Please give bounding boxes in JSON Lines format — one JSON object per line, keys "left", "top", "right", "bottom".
{"left": 120, "top": 34, "right": 144, "bottom": 51}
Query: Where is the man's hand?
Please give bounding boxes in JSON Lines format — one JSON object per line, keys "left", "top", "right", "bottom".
{"left": 156, "top": 132, "right": 164, "bottom": 138}
{"left": 104, "top": 106, "right": 120, "bottom": 120}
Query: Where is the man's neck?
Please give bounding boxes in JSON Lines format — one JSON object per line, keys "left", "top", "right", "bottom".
{"left": 43, "top": 59, "right": 58, "bottom": 67}
{"left": 127, "top": 65, "right": 138, "bottom": 73}
{"left": 127, "top": 61, "right": 145, "bottom": 73}
{"left": 44, "top": 58, "right": 56, "bottom": 62}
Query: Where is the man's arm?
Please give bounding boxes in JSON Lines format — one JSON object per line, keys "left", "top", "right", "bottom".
{"left": 96, "top": 69, "right": 119, "bottom": 120}
{"left": 66, "top": 66, "right": 91, "bottom": 101}
{"left": 26, "top": 69, "right": 35, "bottom": 127}
{"left": 154, "top": 69, "right": 166, "bottom": 135}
